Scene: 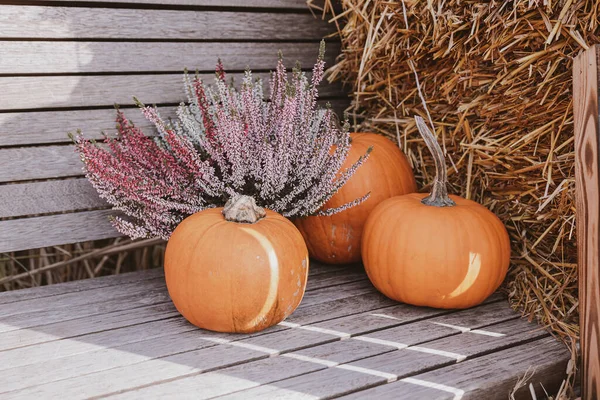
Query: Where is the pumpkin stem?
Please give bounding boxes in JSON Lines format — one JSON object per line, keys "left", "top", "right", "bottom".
{"left": 414, "top": 116, "right": 456, "bottom": 207}
{"left": 222, "top": 194, "right": 267, "bottom": 223}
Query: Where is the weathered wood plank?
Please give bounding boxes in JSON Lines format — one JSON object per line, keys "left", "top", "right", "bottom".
{"left": 0, "top": 6, "right": 332, "bottom": 40}
{"left": 0, "top": 280, "right": 169, "bottom": 333}
{"left": 347, "top": 318, "right": 550, "bottom": 378}
{"left": 0, "top": 145, "right": 84, "bottom": 182}
{"left": 340, "top": 337, "right": 569, "bottom": 400}
{"left": 1, "top": 295, "right": 393, "bottom": 396}
{"left": 0, "top": 264, "right": 349, "bottom": 369}
{"left": 0, "top": 210, "right": 121, "bottom": 254}
{"left": 0, "top": 277, "right": 380, "bottom": 351}
{"left": 0, "top": 179, "right": 107, "bottom": 219}
{"left": 0, "top": 41, "right": 339, "bottom": 74}
{"left": 20, "top": 0, "right": 314, "bottom": 9}
{"left": 111, "top": 339, "right": 394, "bottom": 399}
{"left": 573, "top": 44, "right": 600, "bottom": 400}
{"left": 0, "top": 73, "right": 345, "bottom": 112}
{"left": 108, "top": 356, "right": 329, "bottom": 400}
{"left": 0, "top": 272, "right": 366, "bottom": 330}
{"left": 0, "top": 275, "right": 164, "bottom": 317}
{"left": 219, "top": 314, "right": 547, "bottom": 399}
{"left": 0, "top": 267, "right": 163, "bottom": 305}
{"left": 218, "top": 367, "right": 386, "bottom": 400}
{"left": 6, "top": 344, "right": 270, "bottom": 400}
{"left": 0, "top": 302, "right": 180, "bottom": 352}
{"left": 309, "top": 292, "right": 507, "bottom": 335}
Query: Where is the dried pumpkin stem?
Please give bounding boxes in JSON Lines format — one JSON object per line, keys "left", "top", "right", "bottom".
{"left": 222, "top": 194, "right": 266, "bottom": 223}
{"left": 414, "top": 116, "right": 456, "bottom": 207}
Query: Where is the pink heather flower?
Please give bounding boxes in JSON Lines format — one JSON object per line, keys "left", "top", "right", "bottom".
{"left": 72, "top": 41, "right": 370, "bottom": 240}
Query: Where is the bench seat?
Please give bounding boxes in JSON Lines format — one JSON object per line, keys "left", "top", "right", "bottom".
{"left": 0, "top": 263, "right": 569, "bottom": 399}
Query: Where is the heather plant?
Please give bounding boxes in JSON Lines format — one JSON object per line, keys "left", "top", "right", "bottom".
{"left": 72, "top": 41, "right": 371, "bottom": 240}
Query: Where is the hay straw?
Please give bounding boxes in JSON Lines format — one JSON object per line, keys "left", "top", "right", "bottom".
{"left": 0, "top": 238, "right": 165, "bottom": 291}
{"left": 316, "top": 0, "right": 599, "bottom": 350}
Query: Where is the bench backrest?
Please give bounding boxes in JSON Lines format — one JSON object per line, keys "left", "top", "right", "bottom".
{"left": 0, "top": 1, "right": 344, "bottom": 253}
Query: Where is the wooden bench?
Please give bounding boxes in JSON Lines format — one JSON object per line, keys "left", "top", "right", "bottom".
{"left": 0, "top": 1, "right": 572, "bottom": 399}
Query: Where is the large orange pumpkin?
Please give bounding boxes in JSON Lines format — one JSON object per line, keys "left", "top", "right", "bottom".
{"left": 164, "top": 195, "right": 309, "bottom": 333}
{"left": 362, "top": 117, "right": 510, "bottom": 309}
{"left": 294, "top": 133, "right": 416, "bottom": 264}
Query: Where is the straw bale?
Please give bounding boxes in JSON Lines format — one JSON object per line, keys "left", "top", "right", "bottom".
{"left": 314, "top": 0, "right": 600, "bottom": 344}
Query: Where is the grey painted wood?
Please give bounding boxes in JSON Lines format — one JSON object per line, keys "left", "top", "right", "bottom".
{"left": 0, "top": 42, "right": 339, "bottom": 74}
{"left": 0, "top": 210, "right": 121, "bottom": 254}
{"left": 0, "top": 179, "right": 107, "bottom": 219}
{"left": 339, "top": 337, "right": 570, "bottom": 400}
{"left": 0, "top": 6, "right": 333, "bottom": 40}
{"left": 21, "top": 0, "right": 315, "bottom": 9}
{"left": 0, "top": 74, "right": 345, "bottom": 112}
{"left": 0, "top": 267, "right": 163, "bottom": 305}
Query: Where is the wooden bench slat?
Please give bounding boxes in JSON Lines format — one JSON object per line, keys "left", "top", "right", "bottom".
{"left": 339, "top": 337, "right": 569, "bottom": 400}
{"left": 20, "top": 0, "right": 315, "bottom": 9}
{"left": 0, "top": 267, "right": 163, "bottom": 305}
{"left": 219, "top": 367, "right": 385, "bottom": 400}
{"left": 0, "top": 6, "right": 333, "bottom": 40}
{"left": 0, "top": 99, "right": 348, "bottom": 148}
{"left": 0, "top": 274, "right": 371, "bottom": 334}
{"left": 0, "top": 41, "right": 339, "bottom": 74}
{"left": 0, "top": 278, "right": 382, "bottom": 351}
{"left": 0, "top": 179, "right": 108, "bottom": 219}
{"left": 0, "top": 267, "right": 356, "bottom": 370}
{"left": 179, "top": 309, "right": 536, "bottom": 400}
{"left": 108, "top": 356, "right": 331, "bottom": 400}
{"left": 0, "top": 73, "right": 345, "bottom": 112}
{"left": 1, "top": 6, "right": 331, "bottom": 41}
{"left": 0, "top": 210, "right": 121, "bottom": 254}
{"left": 0, "top": 291, "right": 514, "bottom": 397}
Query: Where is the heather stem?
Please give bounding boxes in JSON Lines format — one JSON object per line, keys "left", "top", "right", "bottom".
{"left": 222, "top": 194, "right": 266, "bottom": 223}
{"left": 414, "top": 116, "right": 456, "bottom": 207}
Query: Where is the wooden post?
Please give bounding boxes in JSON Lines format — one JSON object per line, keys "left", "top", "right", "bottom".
{"left": 573, "top": 45, "right": 600, "bottom": 400}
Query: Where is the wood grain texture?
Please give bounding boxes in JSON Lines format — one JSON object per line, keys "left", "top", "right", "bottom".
{"left": 0, "top": 6, "right": 333, "bottom": 40}
{"left": 0, "top": 210, "right": 121, "bottom": 254}
{"left": 0, "top": 179, "right": 107, "bottom": 219}
{"left": 0, "top": 267, "right": 163, "bottom": 305}
{"left": 0, "top": 99, "right": 348, "bottom": 147}
{"left": 0, "top": 74, "right": 345, "bottom": 112}
{"left": 573, "top": 45, "right": 600, "bottom": 400}
{"left": 0, "top": 41, "right": 339, "bottom": 74}
{"left": 0, "top": 266, "right": 566, "bottom": 399}
{"left": 19, "top": 0, "right": 315, "bottom": 9}
{"left": 340, "top": 337, "right": 569, "bottom": 400}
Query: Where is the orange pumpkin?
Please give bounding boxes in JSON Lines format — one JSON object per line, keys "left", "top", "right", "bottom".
{"left": 164, "top": 195, "right": 309, "bottom": 333}
{"left": 362, "top": 116, "right": 510, "bottom": 309}
{"left": 294, "top": 133, "right": 416, "bottom": 264}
